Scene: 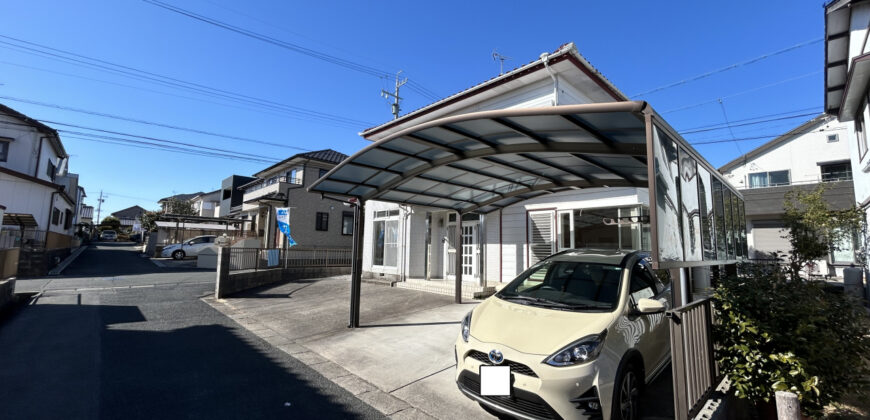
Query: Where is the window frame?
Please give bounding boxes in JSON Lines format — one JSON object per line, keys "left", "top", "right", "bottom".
{"left": 315, "top": 212, "right": 329, "bottom": 231}
{"left": 371, "top": 212, "right": 399, "bottom": 268}
{"left": 856, "top": 107, "right": 868, "bottom": 161}
{"left": 341, "top": 211, "right": 354, "bottom": 236}
{"left": 827, "top": 133, "right": 839, "bottom": 143}
{"left": 0, "top": 138, "right": 10, "bottom": 162}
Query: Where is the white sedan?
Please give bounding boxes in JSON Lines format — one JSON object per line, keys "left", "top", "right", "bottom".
{"left": 160, "top": 235, "right": 217, "bottom": 260}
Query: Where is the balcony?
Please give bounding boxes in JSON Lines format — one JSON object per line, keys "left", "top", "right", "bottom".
{"left": 742, "top": 179, "right": 855, "bottom": 217}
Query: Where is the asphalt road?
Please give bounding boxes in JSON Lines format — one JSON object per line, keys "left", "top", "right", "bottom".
{"left": 1, "top": 243, "right": 385, "bottom": 419}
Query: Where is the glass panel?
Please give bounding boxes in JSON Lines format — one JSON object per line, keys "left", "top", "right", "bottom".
{"left": 697, "top": 165, "right": 716, "bottom": 260}
{"left": 748, "top": 172, "right": 768, "bottom": 188}
{"left": 723, "top": 189, "right": 734, "bottom": 259}
{"left": 373, "top": 221, "right": 385, "bottom": 266}
{"left": 679, "top": 148, "right": 702, "bottom": 261}
{"left": 560, "top": 212, "right": 572, "bottom": 249}
{"left": 712, "top": 178, "right": 727, "bottom": 260}
{"left": 831, "top": 228, "right": 856, "bottom": 263}
{"left": 732, "top": 193, "right": 741, "bottom": 258}
{"left": 574, "top": 207, "right": 619, "bottom": 249}
{"left": 652, "top": 126, "right": 684, "bottom": 261}
{"left": 768, "top": 170, "right": 790, "bottom": 186}
{"left": 384, "top": 220, "right": 399, "bottom": 267}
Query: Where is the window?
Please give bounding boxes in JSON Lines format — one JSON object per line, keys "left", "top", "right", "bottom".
{"left": 748, "top": 170, "right": 790, "bottom": 188}
{"left": 820, "top": 162, "right": 852, "bottom": 182}
{"left": 315, "top": 212, "right": 329, "bottom": 231}
{"left": 319, "top": 168, "right": 328, "bottom": 179}
{"left": 499, "top": 260, "right": 623, "bottom": 310}
{"left": 629, "top": 264, "right": 657, "bottom": 303}
{"left": 64, "top": 209, "right": 72, "bottom": 229}
{"left": 288, "top": 168, "right": 302, "bottom": 185}
{"left": 222, "top": 189, "right": 231, "bottom": 200}
{"left": 827, "top": 134, "right": 839, "bottom": 143}
{"left": 372, "top": 218, "right": 398, "bottom": 267}
{"left": 46, "top": 159, "right": 56, "bottom": 181}
{"left": 0, "top": 139, "right": 9, "bottom": 162}
{"left": 51, "top": 208, "right": 61, "bottom": 225}
{"left": 342, "top": 211, "right": 354, "bottom": 235}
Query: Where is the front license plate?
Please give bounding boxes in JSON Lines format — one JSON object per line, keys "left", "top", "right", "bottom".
{"left": 479, "top": 365, "right": 511, "bottom": 396}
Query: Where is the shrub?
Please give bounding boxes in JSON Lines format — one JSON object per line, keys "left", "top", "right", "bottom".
{"left": 713, "top": 263, "right": 870, "bottom": 417}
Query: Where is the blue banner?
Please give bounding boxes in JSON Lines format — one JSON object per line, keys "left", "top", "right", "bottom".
{"left": 276, "top": 207, "right": 297, "bottom": 247}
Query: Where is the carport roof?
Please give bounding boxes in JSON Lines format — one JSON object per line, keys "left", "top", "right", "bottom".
{"left": 2, "top": 213, "right": 39, "bottom": 227}
{"left": 310, "top": 101, "right": 663, "bottom": 213}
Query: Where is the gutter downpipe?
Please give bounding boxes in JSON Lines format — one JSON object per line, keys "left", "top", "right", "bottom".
{"left": 540, "top": 52, "right": 559, "bottom": 106}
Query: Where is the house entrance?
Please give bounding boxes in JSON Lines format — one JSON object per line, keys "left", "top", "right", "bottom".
{"left": 445, "top": 213, "right": 479, "bottom": 282}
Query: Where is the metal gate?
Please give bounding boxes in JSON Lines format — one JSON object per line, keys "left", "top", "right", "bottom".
{"left": 666, "top": 298, "right": 719, "bottom": 419}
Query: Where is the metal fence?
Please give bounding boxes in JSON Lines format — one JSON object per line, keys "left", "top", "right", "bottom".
{"left": 0, "top": 229, "right": 47, "bottom": 250}
{"left": 667, "top": 298, "right": 719, "bottom": 420}
{"left": 228, "top": 247, "right": 352, "bottom": 271}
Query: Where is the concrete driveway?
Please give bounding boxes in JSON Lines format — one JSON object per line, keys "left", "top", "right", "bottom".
{"left": 206, "top": 277, "right": 675, "bottom": 420}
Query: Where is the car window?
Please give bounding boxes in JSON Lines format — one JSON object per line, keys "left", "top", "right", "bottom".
{"left": 499, "top": 260, "right": 623, "bottom": 310}
{"left": 205, "top": 237, "right": 215, "bottom": 243}
{"left": 189, "top": 237, "right": 205, "bottom": 244}
{"left": 630, "top": 264, "right": 656, "bottom": 303}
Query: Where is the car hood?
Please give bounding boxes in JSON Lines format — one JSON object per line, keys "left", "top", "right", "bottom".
{"left": 469, "top": 296, "right": 616, "bottom": 355}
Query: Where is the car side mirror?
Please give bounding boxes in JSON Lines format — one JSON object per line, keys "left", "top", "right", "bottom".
{"left": 187, "top": 241, "right": 194, "bottom": 245}
{"left": 636, "top": 298, "right": 666, "bottom": 315}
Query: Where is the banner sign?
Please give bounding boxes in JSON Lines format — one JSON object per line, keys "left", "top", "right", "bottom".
{"left": 276, "top": 207, "right": 297, "bottom": 247}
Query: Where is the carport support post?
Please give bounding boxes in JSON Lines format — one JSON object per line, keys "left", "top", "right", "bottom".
{"left": 454, "top": 211, "right": 463, "bottom": 304}
{"left": 349, "top": 200, "right": 365, "bottom": 328}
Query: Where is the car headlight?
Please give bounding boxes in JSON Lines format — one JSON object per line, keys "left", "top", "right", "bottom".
{"left": 460, "top": 310, "right": 472, "bottom": 342}
{"left": 544, "top": 330, "right": 607, "bottom": 367}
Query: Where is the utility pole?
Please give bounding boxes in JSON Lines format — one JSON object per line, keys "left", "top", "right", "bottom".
{"left": 95, "top": 190, "right": 105, "bottom": 224}
{"left": 492, "top": 50, "right": 512, "bottom": 75}
{"left": 381, "top": 70, "right": 407, "bottom": 120}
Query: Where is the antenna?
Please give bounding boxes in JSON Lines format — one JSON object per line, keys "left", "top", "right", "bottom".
{"left": 492, "top": 50, "right": 512, "bottom": 76}
{"left": 380, "top": 70, "right": 408, "bottom": 119}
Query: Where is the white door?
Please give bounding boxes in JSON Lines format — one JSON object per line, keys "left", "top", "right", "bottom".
{"left": 528, "top": 210, "right": 556, "bottom": 266}
{"left": 461, "top": 223, "right": 478, "bottom": 280}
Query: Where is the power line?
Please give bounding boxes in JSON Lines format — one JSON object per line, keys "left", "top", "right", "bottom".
{"left": 0, "top": 95, "right": 311, "bottom": 151}
{"left": 631, "top": 38, "right": 823, "bottom": 98}
{"left": 0, "top": 35, "right": 374, "bottom": 129}
{"left": 676, "top": 107, "right": 821, "bottom": 133}
{"left": 661, "top": 70, "right": 821, "bottom": 114}
{"left": 690, "top": 127, "right": 846, "bottom": 146}
{"left": 142, "top": 0, "right": 441, "bottom": 102}
{"left": 717, "top": 98, "right": 743, "bottom": 154}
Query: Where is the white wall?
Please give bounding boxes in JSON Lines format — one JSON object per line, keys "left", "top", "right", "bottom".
{"left": 720, "top": 118, "right": 850, "bottom": 188}
{"left": 0, "top": 114, "right": 62, "bottom": 180}
{"left": 0, "top": 172, "right": 72, "bottom": 232}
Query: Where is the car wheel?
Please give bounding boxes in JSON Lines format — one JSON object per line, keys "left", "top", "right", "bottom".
{"left": 611, "top": 362, "right": 640, "bottom": 420}
{"left": 172, "top": 250, "right": 185, "bottom": 260}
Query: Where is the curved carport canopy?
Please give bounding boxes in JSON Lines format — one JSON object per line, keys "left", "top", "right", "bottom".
{"left": 309, "top": 101, "right": 742, "bottom": 327}
{"left": 310, "top": 101, "right": 650, "bottom": 214}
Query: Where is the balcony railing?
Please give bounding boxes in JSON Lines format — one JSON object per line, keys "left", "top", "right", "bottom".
{"left": 745, "top": 172, "right": 852, "bottom": 189}
{"left": 228, "top": 247, "right": 352, "bottom": 271}
{"left": 243, "top": 176, "right": 303, "bottom": 193}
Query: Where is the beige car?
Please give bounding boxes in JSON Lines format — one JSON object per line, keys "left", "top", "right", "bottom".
{"left": 455, "top": 250, "right": 671, "bottom": 420}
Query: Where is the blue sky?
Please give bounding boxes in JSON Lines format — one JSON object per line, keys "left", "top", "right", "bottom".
{"left": 0, "top": 1, "right": 826, "bottom": 219}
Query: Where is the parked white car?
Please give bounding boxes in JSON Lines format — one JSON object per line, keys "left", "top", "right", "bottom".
{"left": 160, "top": 235, "right": 217, "bottom": 260}
{"left": 455, "top": 250, "right": 671, "bottom": 420}
{"left": 99, "top": 230, "right": 117, "bottom": 241}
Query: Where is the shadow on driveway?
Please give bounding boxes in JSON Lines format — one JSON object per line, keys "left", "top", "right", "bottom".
{"left": 0, "top": 299, "right": 383, "bottom": 419}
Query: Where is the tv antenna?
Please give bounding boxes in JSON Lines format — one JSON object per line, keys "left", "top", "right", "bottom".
{"left": 381, "top": 70, "right": 407, "bottom": 120}
{"left": 492, "top": 50, "right": 511, "bottom": 75}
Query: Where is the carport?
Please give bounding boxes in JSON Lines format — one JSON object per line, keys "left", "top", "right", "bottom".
{"left": 310, "top": 101, "right": 747, "bottom": 419}
{"left": 310, "top": 101, "right": 746, "bottom": 325}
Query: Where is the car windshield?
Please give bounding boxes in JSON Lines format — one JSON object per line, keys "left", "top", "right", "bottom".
{"left": 497, "top": 260, "right": 623, "bottom": 311}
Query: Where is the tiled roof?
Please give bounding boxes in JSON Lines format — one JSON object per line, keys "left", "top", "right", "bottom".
{"left": 158, "top": 192, "right": 204, "bottom": 203}
{"left": 111, "top": 205, "right": 146, "bottom": 219}
{"left": 253, "top": 149, "right": 349, "bottom": 177}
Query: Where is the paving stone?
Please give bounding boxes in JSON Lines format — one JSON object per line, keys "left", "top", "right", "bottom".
{"left": 332, "top": 374, "right": 377, "bottom": 395}
{"left": 309, "top": 361, "right": 353, "bottom": 380}
{"left": 292, "top": 351, "right": 328, "bottom": 365}
{"left": 357, "top": 389, "right": 410, "bottom": 415}
{"left": 276, "top": 342, "right": 308, "bottom": 355}
{"left": 389, "top": 407, "right": 438, "bottom": 420}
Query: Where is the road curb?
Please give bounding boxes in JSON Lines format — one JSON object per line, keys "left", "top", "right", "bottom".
{"left": 47, "top": 244, "right": 89, "bottom": 276}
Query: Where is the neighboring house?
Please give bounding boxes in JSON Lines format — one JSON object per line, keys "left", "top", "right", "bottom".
{"left": 719, "top": 115, "right": 856, "bottom": 276}
{"left": 111, "top": 205, "right": 147, "bottom": 228}
{"left": 349, "top": 44, "right": 703, "bottom": 285}
{"left": 239, "top": 149, "right": 350, "bottom": 248}
{"left": 824, "top": 1, "right": 870, "bottom": 272}
{"left": 189, "top": 190, "right": 221, "bottom": 217}
{"left": 219, "top": 175, "right": 256, "bottom": 217}
{"left": 79, "top": 205, "right": 94, "bottom": 225}
{"left": 0, "top": 103, "right": 82, "bottom": 274}
{"left": 158, "top": 192, "right": 203, "bottom": 213}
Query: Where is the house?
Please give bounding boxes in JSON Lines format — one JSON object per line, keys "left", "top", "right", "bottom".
{"left": 312, "top": 43, "right": 746, "bottom": 300}
{"left": 190, "top": 190, "right": 221, "bottom": 217}
{"left": 0, "top": 103, "right": 82, "bottom": 274}
{"left": 719, "top": 115, "right": 855, "bottom": 276}
{"left": 238, "top": 149, "right": 351, "bottom": 248}
{"left": 219, "top": 175, "right": 256, "bottom": 217}
{"left": 111, "top": 205, "right": 147, "bottom": 228}
{"left": 824, "top": 0, "right": 870, "bottom": 277}
{"left": 79, "top": 205, "right": 94, "bottom": 226}
{"left": 158, "top": 192, "right": 203, "bottom": 213}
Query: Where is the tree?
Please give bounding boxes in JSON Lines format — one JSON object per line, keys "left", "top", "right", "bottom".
{"left": 164, "top": 197, "right": 196, "bottom": 216}
{"left": 782, "top": 185, "right": 863, "bottom": 281}
{"left": 99, "top": 215, "right": 121, "bottom": 231}
{"left": 140, "top": 210, "right": 161, "bottom": 232}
